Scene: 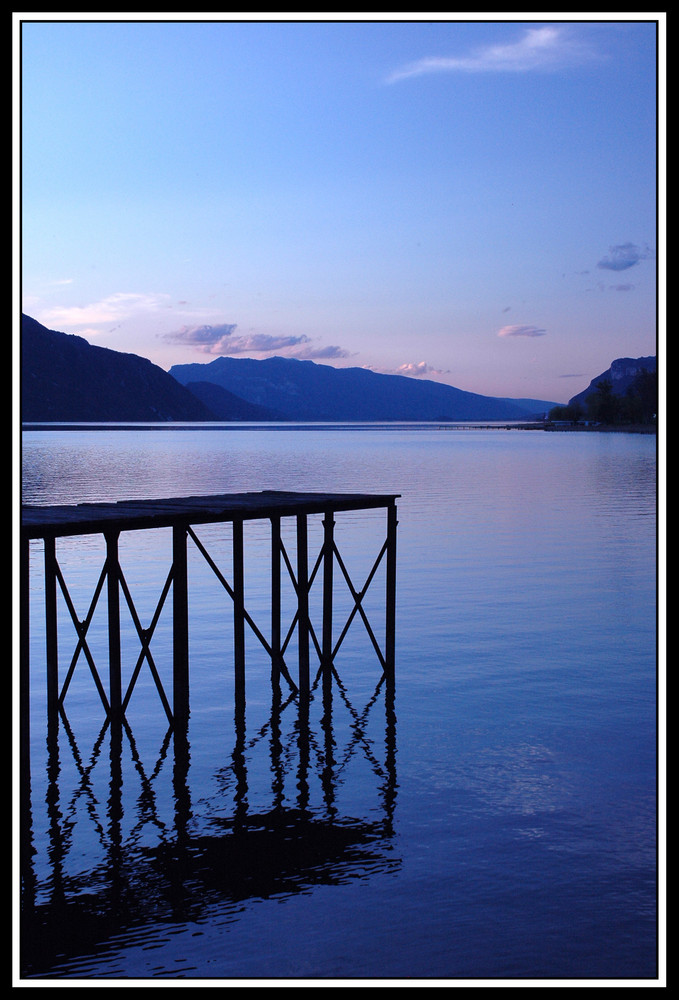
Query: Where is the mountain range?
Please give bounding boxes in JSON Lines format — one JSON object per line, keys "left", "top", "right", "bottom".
{"left": 25, "top": 312, "right": 642, "bottom": 424}
{"left": 169, "top": 355, "right": 558, "bottom": 422}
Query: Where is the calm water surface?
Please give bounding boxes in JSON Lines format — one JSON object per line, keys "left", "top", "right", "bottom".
{"left": 19, "top": 425, "right": 658, "bottom": 981}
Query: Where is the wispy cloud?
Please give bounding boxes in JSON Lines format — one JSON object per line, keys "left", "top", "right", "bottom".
{"left": 163, "top": 323, "right": 352, "bottom": 360}
{"left": 293, "top": 344, "right": 352, "bottom": 360}
{"left": 498, "top": 324, "right": 546, "bottom": 338}
{"left": 163, "top": 323, "right": 239, "bottom": 352}
{"left": 39, "top": 292, "right": 169, "bottom": 329}
{"left": 596, "top": 243, "right": 653, "bottom": 272}
{"left": 386, "top": 26, "right": 598, "bottom": 83}
{"left": 164, "top": 324, "right": 307, "bottom": 355}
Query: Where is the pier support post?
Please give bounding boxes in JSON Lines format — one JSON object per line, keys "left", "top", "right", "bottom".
{"left": 296, "top": 514, "right": 309, "bottom": 697}
{"left": 44, "top": 537, "right": 59, "bottom": 718}
{"left": 385, "top": 504, "right": 398, "bottom": 684}
{"left": 105, "top": 532, "right": 122, "bottom": 719}
{"left": 322, "top": 513, "right": 335, "bottom": 679}
{"left": 233, "top": 519, "right": 245, "bottom": 707}
{"left": 173, "top": 524, "right": 190, "bottom": 726}
{"left": 270, "top": 517, "right": 281, "bottom": 690}
{"left": 20, "top": 535, "right": 31, "bottom": 769}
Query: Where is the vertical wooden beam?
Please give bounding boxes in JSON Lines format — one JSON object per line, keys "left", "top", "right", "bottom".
{"left": 105, "top": 531, "right": 122, "bottom": 719}
{"left": 20, "top": 534, "right": 31, "bottom": 778}
{"left": 296, "top": 514, "right": 309, "bottom": 697}
{"left": 233, "top": 519, "right": 245, "bottom": 707}
{"left": 385, "top": 503, "right": 398, "bottom": 683}
{"left": 270, "top": 516, "right": 281, "bottom": 690}
{"left": 44, "top": 536, "right": 59, "bottom": 719}
{"left": 322, "top": 512, "right": 335, "bottom": 678}
{"left": 172, "top": 523, "right": 190, "bottom": 726}
{"left": 21, "top": 537, "right": 36, "bottom": 923}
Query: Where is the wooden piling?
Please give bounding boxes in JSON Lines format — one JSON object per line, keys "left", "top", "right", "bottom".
{"left": 172, "top": 524, "right": 189, "bottom": 725}
{"left": 105, "top": 531, "right": 122, "bottom": 718}
{"left": 322, "top": 513, "right": 334, "bottom": 678}
{"left": 233, "top": 518, "right": 246, "bottom": 707}
{"left": 296, "top": 514, "right": 310, "bottom": 697}
{"left": 270, "top": 516, "right": 282, "bottom": 690}
{"left": 385, "top": 503, "right": 398, "bottom": 684}
{"left": 44, "top": 537, "right": 58, "bottom": 717}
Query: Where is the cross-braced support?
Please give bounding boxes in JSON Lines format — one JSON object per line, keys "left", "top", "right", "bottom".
{"left": 21, "top": 492, "right": 398, "bottom": 728}
{"left": 31, "top": 534, "right": 175, "bottom": 727}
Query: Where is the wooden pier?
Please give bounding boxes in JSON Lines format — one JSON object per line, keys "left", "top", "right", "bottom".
{"left": 20, "top": 491, "right": 399, "bottom": 735}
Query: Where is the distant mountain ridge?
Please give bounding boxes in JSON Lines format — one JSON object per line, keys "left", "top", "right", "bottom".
{"left": 169, "top": 355, "right": 558, "bottom": 422}
{"left": 23, "top": 313, "right": 655, "bottom": 426}
{"left": 21, "top": 314, "right": 561, "bottom": 423}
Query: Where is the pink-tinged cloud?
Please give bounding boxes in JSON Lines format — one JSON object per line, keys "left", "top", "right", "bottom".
{"left": 40, "top": 292, "right": 169, "bottom": 328}
{"left": 498, "top": 324, "right": 547, "bottom": 338}
{"left": 395, "top": 361, "right": 450, "bottom": 377}
{"left": 164, "top": 323, "right": 311, "bottom": 354}
{"left": 289, "top": 344, "right": 352, "bottom": 360}
{"left": 163, "top": 323, "right": 352, "bottom": 359}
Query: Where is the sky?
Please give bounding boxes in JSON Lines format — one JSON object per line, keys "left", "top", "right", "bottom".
{"left": 17, "top": 15, "right": 663, "bottom": 404}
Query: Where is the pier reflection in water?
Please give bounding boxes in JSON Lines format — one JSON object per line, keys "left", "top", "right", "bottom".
{"left": 20, "top": 663, "right": 399, "bottom": 978}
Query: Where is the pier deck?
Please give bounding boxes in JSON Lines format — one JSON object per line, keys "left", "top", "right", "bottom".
{"left": 21, "top": 490, "right": 399, "bottom": 539}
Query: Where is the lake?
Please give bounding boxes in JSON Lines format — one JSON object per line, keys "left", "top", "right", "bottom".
{"left": 19, "top": 424, "right": 659, "bottom": 982}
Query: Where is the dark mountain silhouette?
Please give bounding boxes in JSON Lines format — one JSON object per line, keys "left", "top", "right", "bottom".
{"left": 21, "top": 314, "right": 217, "bottom": 422}
{"left": 567, "top": 356, "right": 657, "bottom": 408}
{"left": 170, "top": 355, "right": 558, "bottom": 422}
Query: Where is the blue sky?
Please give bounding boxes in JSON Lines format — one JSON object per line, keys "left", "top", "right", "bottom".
{"left": 18, "top": 16, "right": 662, "bottom": 403}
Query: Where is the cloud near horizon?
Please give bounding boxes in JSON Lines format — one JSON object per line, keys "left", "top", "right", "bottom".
{"left": 163, "top": 323, "right": 351, "bottom": 359}
{"left": 394, "top": 361, "right": 451, "bottom": 377}
{"left": 386, "top": 26, "right": 597, "bottom": 82}
{"left": 39, "top": 292, "right": 168, "bottom": 329}
{"left": 497, "top": 324, "right": 547, "bottom": 338}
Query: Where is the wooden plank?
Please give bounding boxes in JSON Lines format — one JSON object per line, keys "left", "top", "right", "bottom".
{"left": 22, "top": 491, "right": 400, "bottom": 539}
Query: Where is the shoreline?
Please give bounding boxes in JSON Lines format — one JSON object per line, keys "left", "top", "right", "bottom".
{"left": 21, "top": 420, "right": 657, "bottom": 434}
{"left": 544, "top": 423, "right": 656, "bottom": 434}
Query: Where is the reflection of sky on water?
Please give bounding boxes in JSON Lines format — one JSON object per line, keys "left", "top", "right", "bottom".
{"left": 446, "top": 742, "right": 563, "bottom": 817}
{"left": 20, "top": 427, "right": 657, "bottom": 979}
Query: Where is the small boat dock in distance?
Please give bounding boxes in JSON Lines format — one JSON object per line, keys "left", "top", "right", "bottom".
{"left": 437, "top": 421, "right": 547, "bottom": 431}
{"left": 20, "top": 491, "right": 400, "bottom": 736}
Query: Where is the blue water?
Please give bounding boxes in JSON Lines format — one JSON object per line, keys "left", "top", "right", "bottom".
{"left": 19, "top": 425, "right": 658, "bottom": 981}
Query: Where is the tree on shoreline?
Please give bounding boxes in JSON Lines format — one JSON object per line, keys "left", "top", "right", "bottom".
{"left": 549, "top": 369, "right": 657, "bottom": 426}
